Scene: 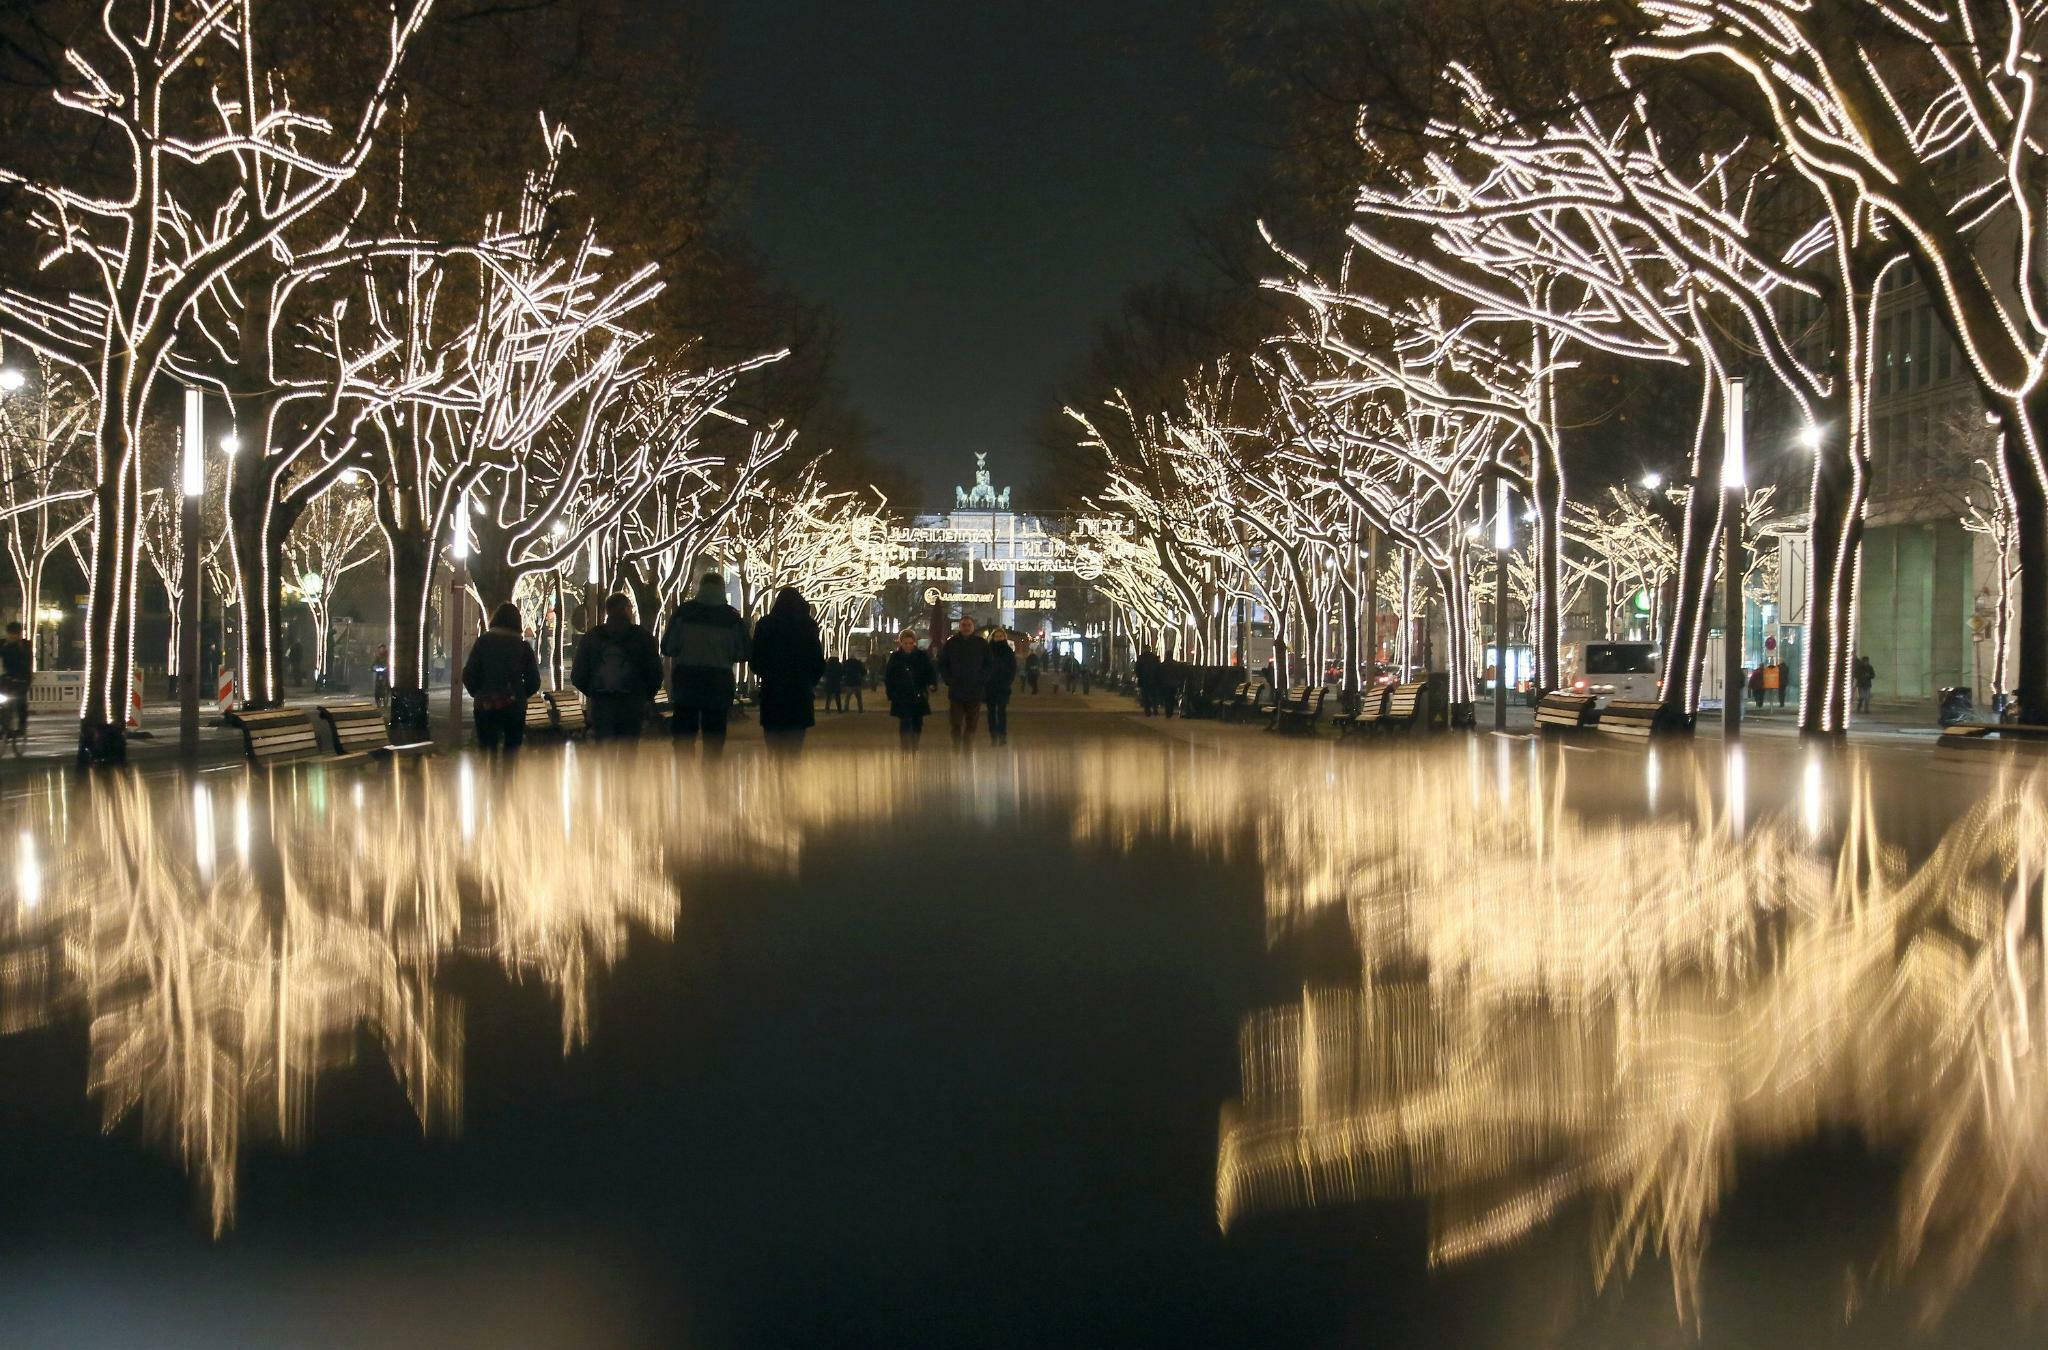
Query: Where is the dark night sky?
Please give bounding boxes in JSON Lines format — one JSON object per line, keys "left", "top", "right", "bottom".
{"left": 703, "top": 0, "right": 1266, "bottom": 502}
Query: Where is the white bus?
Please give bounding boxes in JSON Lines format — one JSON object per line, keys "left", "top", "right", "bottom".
{"left": 1560, "top": 640, "right": 1661, "bottom": 704}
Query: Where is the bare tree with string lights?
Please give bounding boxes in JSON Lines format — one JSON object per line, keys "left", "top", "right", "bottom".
{"left": 0, "top": 0, "right": 435, "bottom": 761}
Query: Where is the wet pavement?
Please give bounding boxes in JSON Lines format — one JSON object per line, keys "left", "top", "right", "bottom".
{"left": 0, "top": 695, "right": 2043, "bottom": 1347}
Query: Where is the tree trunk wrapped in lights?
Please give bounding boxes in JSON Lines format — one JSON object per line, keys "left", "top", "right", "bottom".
{"left": 0, "top": 0, "right": 435, "bottom": 762}
{"left": 1619, "top": 0, "right": 2048, "bottom": 721}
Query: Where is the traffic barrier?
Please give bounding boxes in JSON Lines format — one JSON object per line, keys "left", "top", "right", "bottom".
{"left": 217, "top": 664, "right": 235, "bottom": 714}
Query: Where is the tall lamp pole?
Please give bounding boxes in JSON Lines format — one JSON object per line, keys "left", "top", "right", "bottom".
{"left": 1722, "top": 377, "right": 1747, "bottom": 738}
{"left": 179, "top": 390, "right": 203, "bottom": 761}
{"left": 447, "top": 491, "right": 470, "bottom": 748}
{"left": 1493, "top": 479, "right": 1512, "bottom": 732}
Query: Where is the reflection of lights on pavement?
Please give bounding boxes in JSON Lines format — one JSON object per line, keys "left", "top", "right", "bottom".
{"left": 459, "top": 758, "right": 477, "bottom": 842}
{"left": 233, "top": 789, "right": 252, "bottom": 866}
{"left": 15, "top": 830, "right": 38, "bottom": 908}
{"left": 1800, "top": 751, "right": 1826, "bottom": 843}
{"left": 1726, "top": 745, "right": 1746, "bottom": 838}
{"left": 192, "top": 783, "right": 215, "bottom": 880}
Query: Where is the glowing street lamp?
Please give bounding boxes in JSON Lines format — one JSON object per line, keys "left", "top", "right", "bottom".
{"left": 1640, "top": 471, "right": 1663, "bottom": 491}
{"left": 219, "top": 432, "right": 241, "bottom": 456}
{"left": 0, "top": 366, "right": 24, "bottom": 393}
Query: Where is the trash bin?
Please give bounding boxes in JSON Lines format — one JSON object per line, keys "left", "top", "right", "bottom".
{"left": 1938, "top": 685, "right": 1973, "bottom": 726}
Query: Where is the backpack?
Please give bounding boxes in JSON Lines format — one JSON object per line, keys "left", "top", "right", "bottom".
{"left": 593, "top": 636, "right": 637, "bottom": 695}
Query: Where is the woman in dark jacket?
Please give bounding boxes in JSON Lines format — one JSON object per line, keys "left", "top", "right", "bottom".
{"left": 984, "top": 628, "right": 1018, "bottom": 744}
{"left": 749, "top": 586, "right": 825, "bottom": 749}
{"left": 462, "top": 602, "right": 542, "bottom": 753}
{"left": 883, "top": 628, "right": 937, "bottom": 749}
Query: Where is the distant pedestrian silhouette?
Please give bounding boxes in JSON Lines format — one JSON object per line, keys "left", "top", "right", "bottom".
{"left": 884, "top": 629, "right": 936, "bottom": 749}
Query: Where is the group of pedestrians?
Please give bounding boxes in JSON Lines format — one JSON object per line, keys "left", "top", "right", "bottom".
{"left": 1133, "top": 647, "right": 1182, "bottom": 718}
{"left": 879, "top": 615, "right": 1021, "bottom": 749}
{"left": 461, "top": 578, "right": 1087, "bottom": 757}
{"left": 461, "top": 571, "right": 825, "bottom": 755}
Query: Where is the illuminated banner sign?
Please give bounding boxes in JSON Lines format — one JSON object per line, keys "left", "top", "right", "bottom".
{"left": 923, "top": 587, "right": 996, "bottom": 605}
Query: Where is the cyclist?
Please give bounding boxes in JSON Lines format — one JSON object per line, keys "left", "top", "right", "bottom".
{"left": 0, "top": 620, "right": 32, "bottom": 744}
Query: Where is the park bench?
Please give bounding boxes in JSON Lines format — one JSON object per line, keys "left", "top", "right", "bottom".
{"left": 1597, "top": 699, "right": 1665, "bottom": 740}
{"left": 318, "top": 702, "right": 432, "bottom": 758}
{"left": 1273, "top": 685, "right": 1327, "bottom": 735}
{"left": 545, "top": 690, "right": 588, "bottom": 738}
{"left": 1374, "top": 681, "right": 1429, "bottom": 735}
{"left": 1335, "top": 683, "right": 1390, "bottom": 738}
{"left": 1535, "top": 692, "right": 1601, "bottom": 735}
{"left": 227, "top": 707, "right": 327, "bottom": 765}
{"left": 650, "top": 689, "right": 672, "bottom": 729}
{"left": 1264, "top": 685, "right": 1311, "bottom": 732}
{"left": 1218, "top": 681, "right": 1265, "bottom": 723}
{"left": 1939, "top": 722, "right": 2048, "bottom": 750}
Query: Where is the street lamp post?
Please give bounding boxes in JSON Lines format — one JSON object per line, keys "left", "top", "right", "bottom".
{"left": 1493, "top": 479, "right": 1512, "bottom": 732}
{"left": 179, "top": 390, "right": 203, "bottom": 761}
{"left": 1722, "top": 377, "right": 1747, "bottom": 738}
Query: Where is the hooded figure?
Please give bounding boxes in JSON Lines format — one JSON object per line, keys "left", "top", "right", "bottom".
{"left": 749, "top": 586, "right": 825, "bottom": 747}
{"left": 463, "top": 602, "right": 542, "bottom": 752}
{"left": 661, "top": 572, "right": 750, "bottom": 743}
{"left": 572, "top": 593, "right": 663, "bottom": 740}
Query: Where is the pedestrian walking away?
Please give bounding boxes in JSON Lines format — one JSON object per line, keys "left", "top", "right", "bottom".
{"left": 572, "top": 594, "right": 663, "bottom": 741}
{"left": 0, "top": 621, "right": 32, "bottom": 743}
{"left": 751, "top": 586, "right": 825, "bottom": 751}
{"left": 840, "top": 654, "right": 866, "bottom": 712}
{"left": 822, "top": 654, "right": 844, "bottom": 712}
{"left": 1853, "top": 653, "right": 1876, "bottom": 714}
{"left": 1747, "top": 663, "right": 1767, "bottom": 709}
{"left": 938, "top": 614, "right": 991, "bottom": 746}
{"left": 1134, "top": 647, "right": 1162, "bottom": 716}
{"left": 661, "top": 572, "right": 749, "bottom": 747}
{"left": 1024, "top": 648, "right": 1041, "bottom": 694}
{"left": 884, "top": 629, "right": 937, "bottom": 749}
{"left": 463, "top": 602, "right": 542, "bottom": 753}
{"left": 985, "top": 626, "right": 1017, "bottom": 744}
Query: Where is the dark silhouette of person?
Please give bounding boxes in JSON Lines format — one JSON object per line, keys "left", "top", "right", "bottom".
{"left": 751, "top": 586, "right": 825, "bottom": 750}
{"left": 1134, "top": 648, "right": 1162, "bottom": 716}
{"left": 463, "top": 602, "right": 541, "bottom": 753}
{"left": 884, "top": 629, "right": 936, "bottom": 749}
{"left": 937, "top": 615, "right": 991, "bottom": 746}
{"left": 661, "top": 572, "right": 749, "bottom": 746}
{"left": 985, "top": 627, "right": 1018, "bottom": 744}
{"left": 572, "top": 593, "right": 662, "bottom": 741}
{"left": 1853, "top": 653, "right": 1876, "bottom": 713}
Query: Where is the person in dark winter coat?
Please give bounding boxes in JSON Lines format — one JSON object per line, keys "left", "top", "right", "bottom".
{"left": 821, "top": 652, "right": 844, "bottom": 711}
{"left": 1023, "top": 649, "right": 1041, "bottom": 694}
{"left": 571, "top": 594, "right": 663, "bottom": 741}
{"left": 840, "top": 655, "right": 866, "bottom": 712}
{"left": 750, "top": 586, "right": 825, "bottom": 749}
{"left": 985, "top": 628, "right": 1018, "bottom": 744}
{"left": 883, "top": 629, "right": 936, "bottom": 748}
{"left": 1134, "top": 648, "right": 1162, "bottom": 716}
{"left": 937, "top": 615, "right": 992, "bottom": 746}
{"left": 1853, "top": 653, "right": 1876, "bottom": 713}
{"left": 661, "top": 573, "right": 749, "bottom": 745}
{"left": 463, "top": 602, "right": 542, "bottom": 752}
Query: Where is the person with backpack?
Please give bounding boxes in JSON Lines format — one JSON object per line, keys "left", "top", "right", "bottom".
{"left": 572, "top": 594, "right": 663, "bottom": 741}
{"left": 750, "top": 586, "right": 825, "bottom": 750}
{"left": 462, "top": 602, "right": 542, "bottom": 753}
{"left": 1853, "top": 653, "right": 1877, "bottom": 714}
{"left": 1023, "top": 648, "right": 1041, "bottom": 694}
{"left": 661, "top": 572, "right": 749, "bottom": 747}
{"left": 884, "top": 628, "right": 937, "bottom": 749}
